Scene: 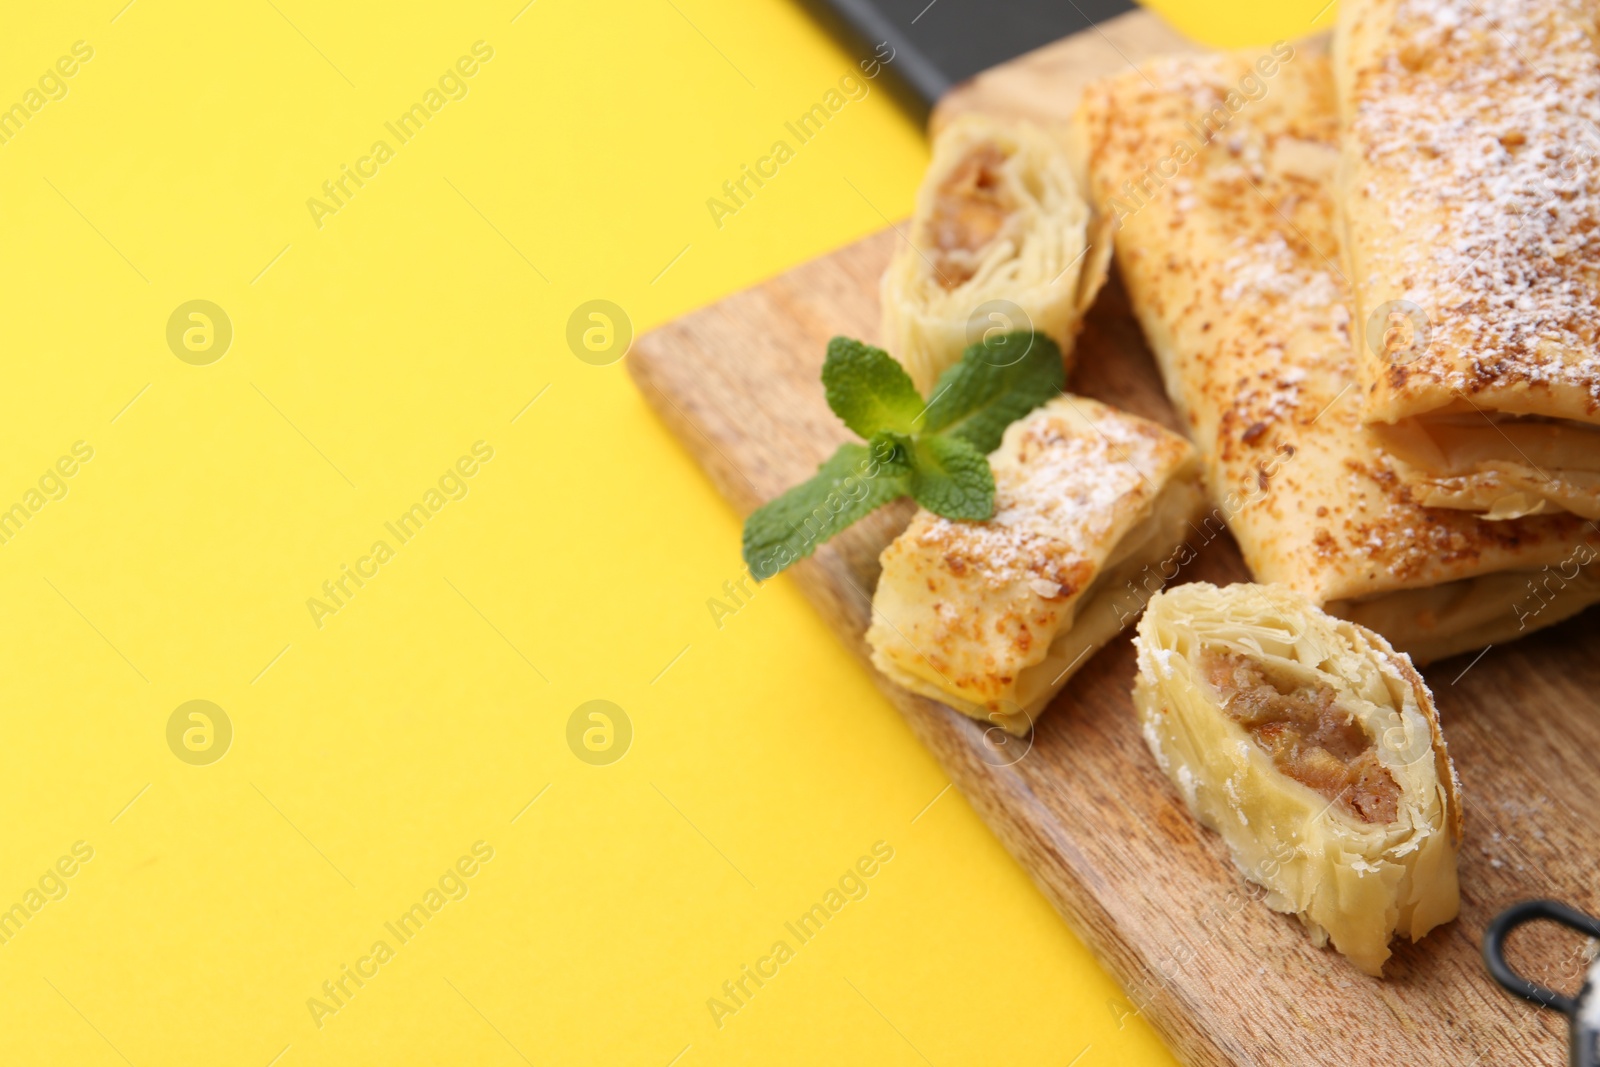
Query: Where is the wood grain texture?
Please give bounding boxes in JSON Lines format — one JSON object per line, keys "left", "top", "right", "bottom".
{"left": 629, "top": 13, "right": 1600, "bottom": 1066}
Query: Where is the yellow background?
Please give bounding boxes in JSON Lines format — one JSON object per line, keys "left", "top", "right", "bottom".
{"left": 0, "top": 1, "right": 1331, "bottom": 1063}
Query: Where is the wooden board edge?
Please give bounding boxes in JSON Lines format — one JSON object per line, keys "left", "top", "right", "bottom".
{"left": 627, "top": 298, "right": 1239, "bottom": 1066}
{"left": 930, "top": 7, "right": 1201, "bottom": 134}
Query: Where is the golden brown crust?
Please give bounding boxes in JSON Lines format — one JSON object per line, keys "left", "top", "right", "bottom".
{"left": 1336, "top": 0, "right": 1600, "bottom": 426}
{"left": 867, "top": 395, "right": 1201, "bottom": 728}
{"left": 1072, "top": 49, "right": 1600, "bottom": 611}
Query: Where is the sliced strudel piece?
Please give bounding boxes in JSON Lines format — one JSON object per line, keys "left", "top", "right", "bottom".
{"left": 1336, "top": 0, "right": 1600, "bottom": 519}
{"left": 868, "top": 395, "right": 1203, "bottom": 734}
{"left": 881, "top": 113, "right": 1111, "bottom": 393}
{"left": 1134, "top": 581, "right": 1461, "bottom": 976}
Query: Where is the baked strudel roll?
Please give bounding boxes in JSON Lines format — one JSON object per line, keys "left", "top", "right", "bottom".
{"left": 868, "top": 395, "right": 1204, "bottom": 734}
{"left": 1071, "top": 49, "right": 1600, "bottom": 662}
{"left": 1134, "top": 582, "right": 1461, "bottom": 976}
{"left": 881, "top": 113, "right": 1111, "bottom": 393}
{"left": 1335, "top": 0, "right": 1600, "bottom": 520}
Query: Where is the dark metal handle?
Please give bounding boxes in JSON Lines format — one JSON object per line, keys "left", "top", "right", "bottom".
{"left": 1483, "top": 899, "right": 1600, "bottom": 1017}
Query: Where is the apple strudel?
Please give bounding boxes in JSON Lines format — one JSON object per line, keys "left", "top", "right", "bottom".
{"left": 1335, "top": 0, "right": 1600, "bottom": 519}
{"left": 881, "top": 113, "right": 1111, "bottom": 393}
{"left": 868, "top": 395, "right": 1204, "bottom": 734}
{"left": 1071, "top": 49, "right": 1600, "bottom": 662}
{"left": 1134, "top": 581, "right": 1461, "bottom": 976}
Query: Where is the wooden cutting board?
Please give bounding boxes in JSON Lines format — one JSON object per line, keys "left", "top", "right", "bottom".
{"left": 628, "top": 11, "right": 1600, "bottom": 1065}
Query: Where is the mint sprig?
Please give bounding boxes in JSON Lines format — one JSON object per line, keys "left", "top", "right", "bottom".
{"left": 742, "top": 331, "right": 1063, "bottom": 580}
{"left": 921, "top": 334, "right": 1068, "bottom": 453}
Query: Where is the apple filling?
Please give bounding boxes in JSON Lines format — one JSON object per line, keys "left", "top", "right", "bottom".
{"left": 926, "top": 142, "right": 1016, "bottom": 288}
{"left": 1201, "top": 650, "right": 1400, "bottom": 824}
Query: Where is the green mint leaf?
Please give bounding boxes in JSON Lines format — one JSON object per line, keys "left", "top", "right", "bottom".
{"left": 866, "top": 428, "right": 913, "bottom": 469}
{"left": 909, "top": 435, "right": 994, "bottom": 520}
{"left": 920, "top": 331, "right": 1064, "bottom": 454}
{"left": 822, "top": 337, "right": 925, "bottom": 439}
{"left": 742, "top": 441, "right": 911, "bottom": 580}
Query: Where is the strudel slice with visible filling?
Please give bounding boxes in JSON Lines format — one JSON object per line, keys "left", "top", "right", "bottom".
{"left": 881, "top": 113, "right": 1111, "bottom": 393}
{"left": 1135, "top": 581, "right": 1461, "bottom": 976}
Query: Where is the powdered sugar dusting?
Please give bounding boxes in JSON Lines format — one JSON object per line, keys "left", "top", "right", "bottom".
{"left": 913, "top": 397, "right": 1189, "bottom": 590}
{"left": 1078, "top": 48, "right": 1600, "bottom": 597}
{"left": 1349, "top": 0, "right": 1600, "bottom": 409}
